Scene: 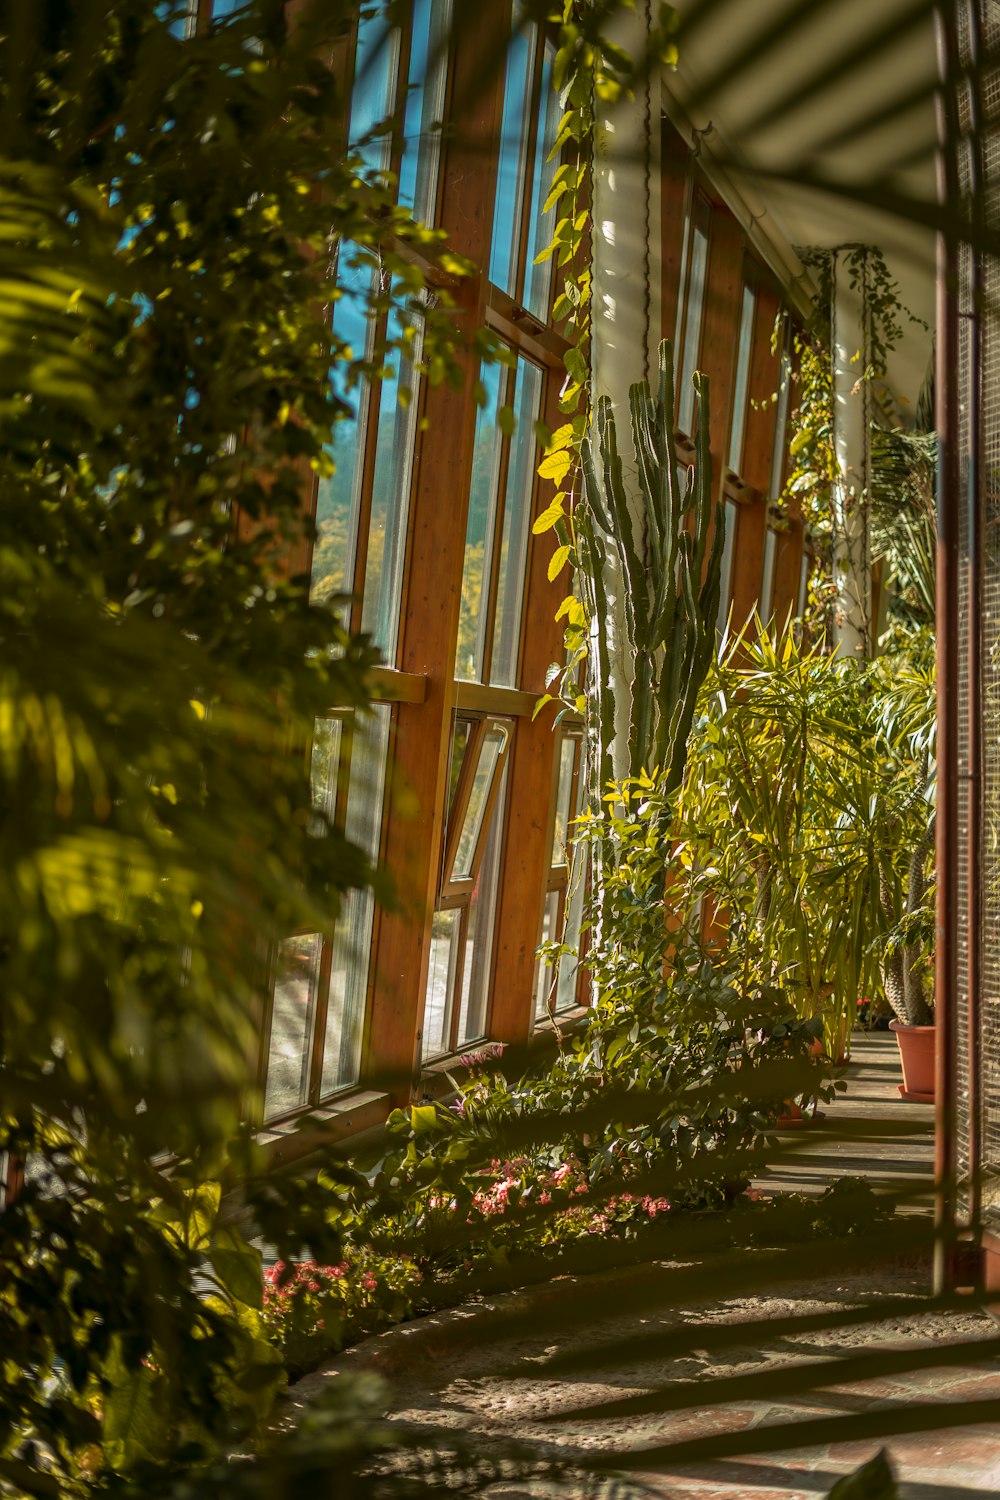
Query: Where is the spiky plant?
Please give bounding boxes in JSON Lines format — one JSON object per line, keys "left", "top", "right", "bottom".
{"left": 577, "top": 338, "right": 725, "bottom": 800}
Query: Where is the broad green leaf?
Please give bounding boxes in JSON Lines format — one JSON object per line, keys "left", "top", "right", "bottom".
{"left": 210, "top": 1227, "right": 264, "bottom": 1309}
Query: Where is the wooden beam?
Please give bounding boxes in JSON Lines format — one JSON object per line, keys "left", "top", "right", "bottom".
{"left": 660, "top": 117, "right": 690, "bottom": 349}
{"left": 697, "top": 208, "right": 745, "bottom": 513}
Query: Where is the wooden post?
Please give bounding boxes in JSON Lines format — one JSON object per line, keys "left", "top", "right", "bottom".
{"left": 362, "top": 9, "right": 507, "bottom": 1101}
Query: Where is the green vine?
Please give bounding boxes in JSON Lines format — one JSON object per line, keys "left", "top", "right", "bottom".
{"left": 778, "top": 244, "right": 927, "bottom": 641}
{"left": 531, "top": 2, "right": 679, "bottom": 727}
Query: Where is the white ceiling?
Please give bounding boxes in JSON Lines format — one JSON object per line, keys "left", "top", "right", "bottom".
{"left": 665, "top": 0, "right": 939, "bottom": 416}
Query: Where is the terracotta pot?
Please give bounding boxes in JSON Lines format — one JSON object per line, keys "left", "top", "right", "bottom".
{"left": 889, "top": 1020, "right": 935, "bottom": 1102}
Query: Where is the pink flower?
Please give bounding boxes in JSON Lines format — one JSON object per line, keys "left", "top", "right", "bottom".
{"left": 538, "top": 1191, "right": 551, "bottom": 1205}
{"left": 362, "top": 1272, "right": 378, "bottom": 1291}
{"left": 552, "top": 1164, "right": 572, "bottom": 1184}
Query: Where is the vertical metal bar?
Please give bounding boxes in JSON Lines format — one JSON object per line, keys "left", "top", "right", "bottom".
{"left": 964, "top": 0, "right": 984, "bottom": 1246}
{"left": 934, "top": 0, "right": 963, "bottom": 1295}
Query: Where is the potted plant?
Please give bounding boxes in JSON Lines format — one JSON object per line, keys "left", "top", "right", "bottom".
{"left": 679, "top": 619, "right": 885, "bottom": 1061}
{"left": 870, "top": 638, "right": 936, "bottom": 1100}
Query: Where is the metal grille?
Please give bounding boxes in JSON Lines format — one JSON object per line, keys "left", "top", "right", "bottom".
{"left": 954, "top": 0, "right": 974, "bottom": 1228}
{"left": 956, "top": 0, "right": 1000, "bottom": 1230}
{"left": 978, "top": 2, "right": 1000, "bottom": 1224}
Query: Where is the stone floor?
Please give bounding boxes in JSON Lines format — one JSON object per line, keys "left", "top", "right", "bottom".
{"left": 757, "top": 1030, "right": 935, "bottom": 1210}
{"left": 294, "top": 1032, "right": 1000, "bottom": 1499}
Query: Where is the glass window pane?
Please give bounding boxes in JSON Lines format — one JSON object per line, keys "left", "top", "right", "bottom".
{"left": 523, "top": 40, "right": 560, "bottom": 319}
{"left": 490, "top": 358, "right": 543, "bottom": 686}
{"left": 534, "top": 889, "right": 562, "bottom": 1018}
{"left": 451, "top": 725, "right": 509, "bottom": 882}
{"left": 489, "top": 15, "right": 536, "bottom": 295}
{"left": 677, "top": 217, "right": 709, "bottom": 435}
{"left": 760, "top": 528, "right": 777, "bottom": 621}
{"left": 446, "top": 717, "right": 474, "bottom": 816}
{"left": 555, "top": 847, "right": 587, "bottom": 1013}
{"left": 672, "top": 201, "right": 692, "bottom": 355}
{"left": 397, "top": 0, "right": 452, "bottom": 225}
{"left": 797, "top": 551, "right": 810, "bottom": 617}
{"left": 310, "top": 716, "right": 343, "bottom": 826}
{"left": 350, "top": 5, "right": 400, "bottom": 179}
{"left": 770, "top": 347, "right": 792, "bottom": 499}
{"left": 321, "top": 706, "right": 391, "bottom": 1096}
{"left": 264, "top": 934, "right": 322, "bottom": 1120}
{"left": 727, "top": 284, "right": 756, "bottom": 473}
{"left": 312, "top": 249, "right": 374, "bottom": 611}
{"left": 551, "top": 735, "right": 577, "bottom": 866}
{"left": 422, "top": 908, "right": 462, "bottom": 1058}
{"left": 360, "top": 294, "right": 423, "bottom": 660}
{"left": 716, "top": 499, "right": 736, "bottom": 635}
{"left": 457, "top": 764, "right": 508, "bottom": 1046}
{"left": 456, "top": 361, "right": 505, "bottom": 681}
{"left": 158, "top": 1, "right": 195, "bottom": 37}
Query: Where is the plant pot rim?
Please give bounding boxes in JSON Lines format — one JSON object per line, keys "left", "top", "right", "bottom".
{"left": 888, "top": 1019, "right": 935, "bottom": 1033}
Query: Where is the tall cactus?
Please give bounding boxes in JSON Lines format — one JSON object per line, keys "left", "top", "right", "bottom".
{"left": 577, "top": 338, "right": 725, "bottom": 798}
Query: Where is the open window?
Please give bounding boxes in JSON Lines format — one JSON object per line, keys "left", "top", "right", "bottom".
{"left": 422, "top": 715, "right": 514, "bottom": 1059}
{"left": 534, "top": 729, "right": 588, "bottom": 1020}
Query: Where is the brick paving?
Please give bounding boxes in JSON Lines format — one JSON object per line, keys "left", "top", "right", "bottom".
{"left": 296, "top": 1031, "right": 1000, "bottom": 1498}
{"left": 633, "top": 1032, "right": 999, "bottom": 1497}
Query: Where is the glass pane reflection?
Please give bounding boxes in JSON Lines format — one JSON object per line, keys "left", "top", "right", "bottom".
{"left": 313, "top": 248, "right": 374, "bottom": 611}
{"left": 451, "top": 726, "right": 508, "bottom": 882}
{"left": 490, "top": 358, "right": 542, "bottom": 686}
{"left": 456, "top": 361, "right": 505, "bottom": 681}
{"left": 489, "top": 15, "right": 536, "bottom": 296}
{"left": 457, "top": 768, "right": 508, "bottom": 1046}
{"left": 727, "top": 284, "right": 756, "bottom": 474}
{"left": 264, "top": 933, "right": 322, "bottom": 1119}
{"left": 360, "top": 294, "right": 422, "bottom": 660}
{"left": 677, "top": 218, "right": 708, "bottom": 435}
{"left": 321, "top": 706, "right": 391, "bottom": 1096}
{"left": 422, "top": 909, "right": 461, "bottom": 1057}
{"left": 397, "top": 0, "right": 452, "bottom": 225}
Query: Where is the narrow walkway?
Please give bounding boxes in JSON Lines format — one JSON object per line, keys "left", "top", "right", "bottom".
{"left": 758, "top": 1029, "right": 935, "bottom": 1211}
{"left": 294, "top": 1030, "right": 999, "bottom": 1498}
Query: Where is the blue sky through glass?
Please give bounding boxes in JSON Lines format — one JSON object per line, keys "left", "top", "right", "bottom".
{"left": 489, "top": 21, "right": 534, "bottom": 295}
{"left": 350, "top": 7, "right": 398, "bottom": 178}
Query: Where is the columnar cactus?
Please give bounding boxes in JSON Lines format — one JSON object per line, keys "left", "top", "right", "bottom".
{"left": 577, "top": 338, "right": 725, "bottom": 799}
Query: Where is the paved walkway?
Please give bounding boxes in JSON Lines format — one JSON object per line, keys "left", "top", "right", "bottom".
{"left": 758, "top": 1029, "right": 935, "bottom": 1210}
{"left": 295, "top": 1030, "right": 1000, "bottom": 1498}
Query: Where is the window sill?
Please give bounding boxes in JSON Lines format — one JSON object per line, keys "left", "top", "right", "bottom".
{"left": 256, "top": 1089, "right": 390, "bottom": 1168}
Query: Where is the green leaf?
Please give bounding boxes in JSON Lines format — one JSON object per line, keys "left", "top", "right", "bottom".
{"left": 103, "top": 1340, "right": 161, "bottom": 1471}
{"left": 411, "top": 1104, "right": 438, "bottom": 1133}
{"left": 533, "top": 495, "right": 566, "bottom": 534}
{"left": 210, "top": 1227, "right": 264, "bottom": 1309}
{"left": 547, "top": 544, "right": 571, "bottom": 581}
{"left": 539, "top": 449, "right": 573, "bottom": 484}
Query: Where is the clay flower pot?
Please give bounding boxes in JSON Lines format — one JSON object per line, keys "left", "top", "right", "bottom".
{"left": 889, "top": 1019, "right": 935, "bottom": 1102}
